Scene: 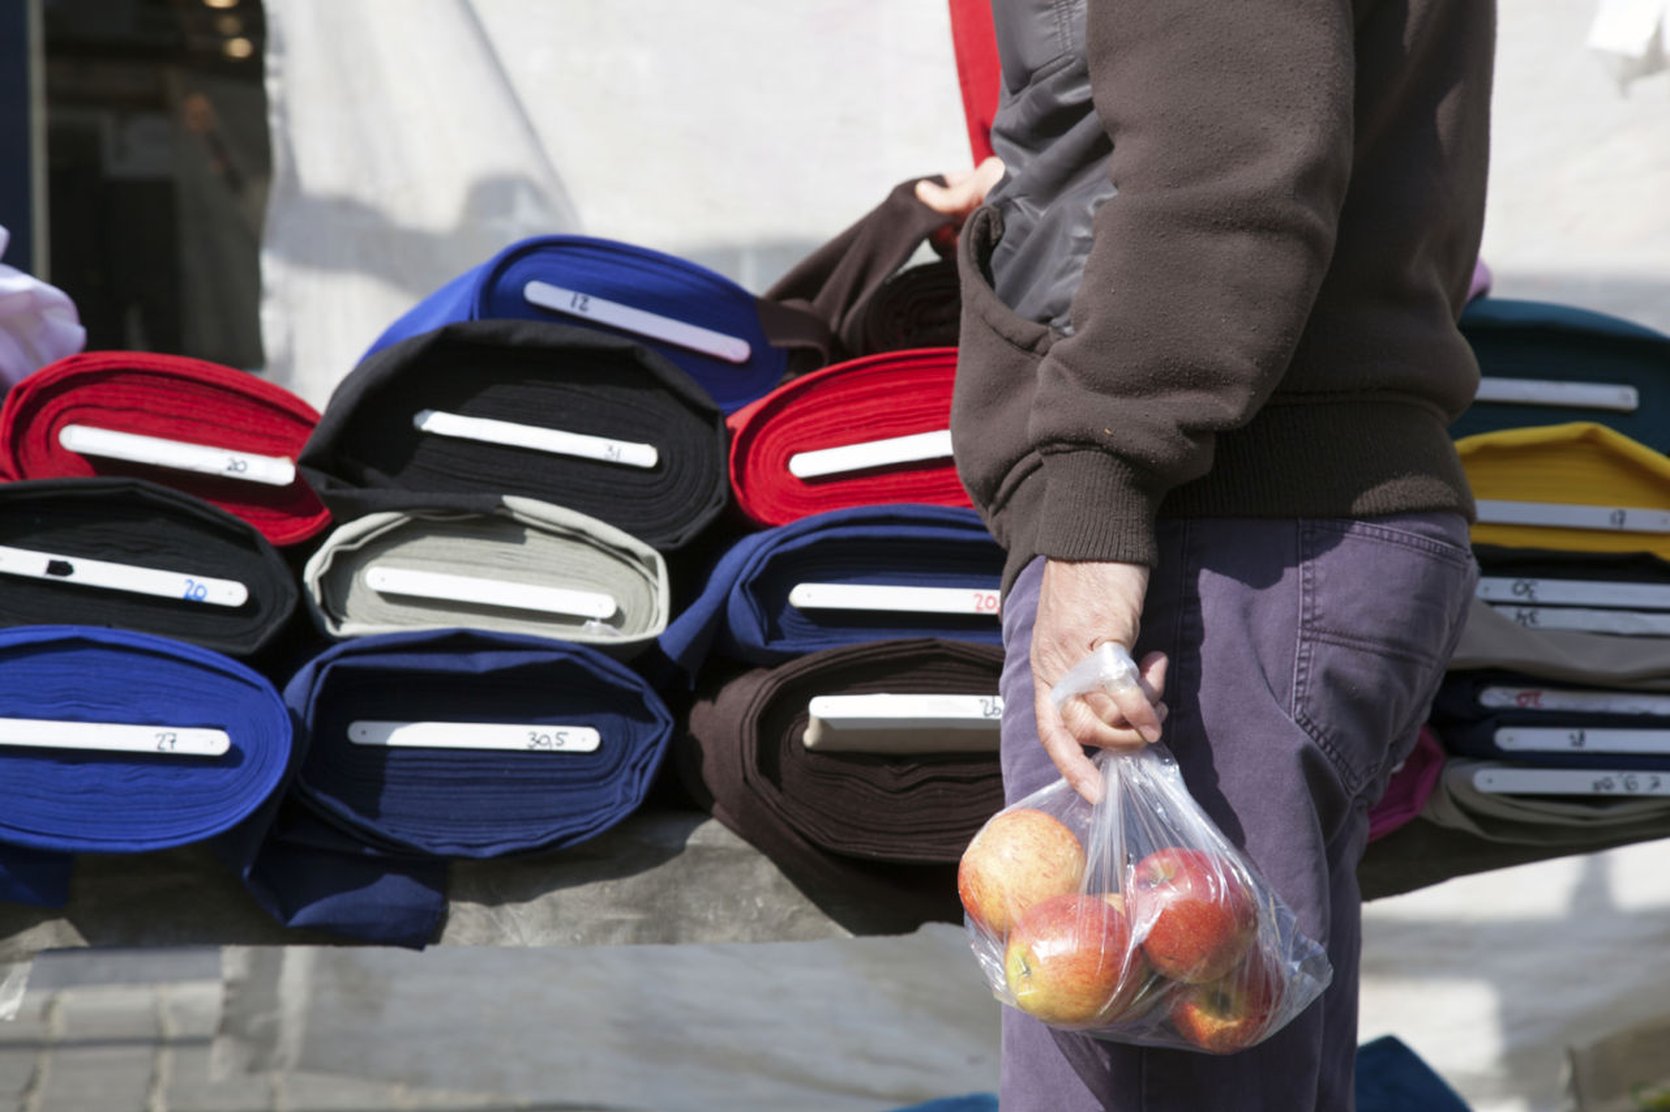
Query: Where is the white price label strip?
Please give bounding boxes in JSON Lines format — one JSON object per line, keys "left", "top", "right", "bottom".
{"left": 1474, "top": 377, "right": 1639, "bottom": 412}
{"left": 788, "top": 429, "right": 953, "bottom": 481}
{"left": 59, "top": 425, "right": 296, "bottom": 487}
{"left": 1473, "top": 766, "right": 1670, "bottom": 797}
{"left": 1480, "top": 686, "right": 1670, "bottom": 717}
{"left": 0, "top": 544, "right": 248, "bottom": 607}
{"left": 1490, "top": 604, "right": 1670, "bottom": 637}
{"left": 1477, "top": 576, "right": 1670, "bottom": 610}
{"left": 788, "top": 583, "right": 1002, "bottom": 617}
{"left": 523, "top": 280, "right": 751, "bottom": 365}
{"left": 1474, "top": 499, "right": 1670, "bottom": 534}
{"left": 348, "top": 720, "right": 602, "bottom": 754}
{"left": 0, "top": 717, "right": 230, "bottom": 758}
{"left": 803, "top": 693, "right": 1003, "bottom": 753}
{"left": 365, "top": 566, "right": 616, "bottom": 621}
{"left": 1496, "top": 727, "right": 1670, "bottom": 754}
{"left": 412, "top": 409, "right": 658, "bottom": 469}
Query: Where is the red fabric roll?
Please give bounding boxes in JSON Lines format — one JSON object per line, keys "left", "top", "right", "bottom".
{"left": 727, "top": 347, "right": 970, "bottom": 526}
{"left": 1368, "top": 725, "right": 1446, "bottom": 843}
{"left": 0, "top": 352, "right": 330, "bottom": 546}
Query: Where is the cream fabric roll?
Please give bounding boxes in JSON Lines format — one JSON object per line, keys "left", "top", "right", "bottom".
{"left": 303, "top": 496, "right": 668, "bottom": 653}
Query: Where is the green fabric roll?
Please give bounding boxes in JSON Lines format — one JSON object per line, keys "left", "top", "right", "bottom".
{"left": 303, "top": 496, "right": 669, "bottom": 654}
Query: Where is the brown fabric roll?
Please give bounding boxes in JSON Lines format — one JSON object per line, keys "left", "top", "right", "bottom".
{"left": 679, "top": 638, "right": 1004, "bottom": 931}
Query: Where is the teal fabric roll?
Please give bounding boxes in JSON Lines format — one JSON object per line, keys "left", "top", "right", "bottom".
{"left": 303, "top": 497, "right": 669, "bottom": 655}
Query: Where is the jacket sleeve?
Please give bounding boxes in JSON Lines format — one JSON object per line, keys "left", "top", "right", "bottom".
{"left": 1026, "top": 0, "right": 1357, "bottom": 567}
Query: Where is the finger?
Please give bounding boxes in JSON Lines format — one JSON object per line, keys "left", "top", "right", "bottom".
{"left": 969, "top": 156, "right": 1005, "bottom": 193}
{"left": 1079, "top": 690, "right": 1167, "bottom": 729}
{"left": 1035, "top": 685, "right": 1104, "bottom": 804}
{"left": 1102, "top": 676, "right": 1165, "bottom": 743}
{"left": 1060, "top": 698, "right": 1157, "bottom": 751}
{"left": 1137, "top": 651, "right": 1169, "bottom": 703}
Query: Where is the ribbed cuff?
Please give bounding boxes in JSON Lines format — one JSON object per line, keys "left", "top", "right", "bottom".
{"left": 1034, "top": 450, "right": 1165, "bottom": 567}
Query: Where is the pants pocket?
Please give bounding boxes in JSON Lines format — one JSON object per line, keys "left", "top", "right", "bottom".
{"left": 1292, "top": 516, "right": 1477, "bottom": 799}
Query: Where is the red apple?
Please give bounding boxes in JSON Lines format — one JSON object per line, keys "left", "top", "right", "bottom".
{"left": 1004, "top": 892, "right": 1145, "bottom": 1027}
{"left": 1129, "top": 847, "right": 1258, "bottom": 984}
{"left": 958, "top": 808, "right": 1085, "bottom": 937}
{"left": 1168, "top": 949, "right": 1283, "bottom": 1053}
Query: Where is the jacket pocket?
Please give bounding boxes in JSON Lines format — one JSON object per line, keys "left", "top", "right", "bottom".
{"left": 951, "top": 205, "right": 1058, "bottom": 518}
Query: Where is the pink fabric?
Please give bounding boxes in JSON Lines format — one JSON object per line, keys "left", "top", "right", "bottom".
{"left": 1468, "top": 258, "right": 1493, "bottom": 304}
{"left": 1369, "top": 725, "right": 1446, "bottom": 842}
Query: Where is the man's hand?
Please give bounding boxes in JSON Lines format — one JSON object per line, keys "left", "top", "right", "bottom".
{"left": 1031, "top": 559, "right": 1169, "bottom": 803}
{"left": 915, "top": 156, "right": 1005, "bottom": 221}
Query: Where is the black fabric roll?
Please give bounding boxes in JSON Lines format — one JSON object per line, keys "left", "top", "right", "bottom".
{"left": 679, "top": 638, "right": 1005, "bottom": 931}
{"left": 299, "top": 320, "right": 730, "bottom": 551}
{"left": 0, "top": 478, "right": 299, "bottom": 658}
{"left": 1473, "top": 545, "right": 1670, "bottom": 584}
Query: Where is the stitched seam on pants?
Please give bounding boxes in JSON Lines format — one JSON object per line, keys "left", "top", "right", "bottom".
{"left": 1175, "top": 519, "right": 1203, "bottom": 747}
{"left": 1293, "top": 524, "right": 1366, "bottom": 797}
{"left": 1306, "top": 630, "right": 1443, "bottom": 667}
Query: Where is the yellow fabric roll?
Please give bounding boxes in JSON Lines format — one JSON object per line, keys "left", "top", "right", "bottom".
{"left": 1458, "top": 422, "right": 1670, "bottom": 556}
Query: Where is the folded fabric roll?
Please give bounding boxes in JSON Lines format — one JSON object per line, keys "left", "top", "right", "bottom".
{"left": 680, "top": 638, "right": 1005, "bottom": 931}
{"left": 1422, "top": 757, "right": 1670, "bottom": 847}
{"left": 242, "top": 629, "right": 675, "bottom": 946}
{"left": 0, "top": 478, "right": 298, "bottom": 658}
{"left": 0, "top": 351, "right": 330, "bottom": 546}
{"left": 363, "top": 235, "right": 828, "bottom": 413}
{"left": 0, "top": 625, "right": 293, "bottom": 907}
{"left": 300, "top": 320, "right": 730, "bottom": 551}
{"left": 1432, "top": 671, "right": 1670, "bottom": 770}
{"left": 1457, "top": 422, "right": 1670, "bottom": 559}
{"left": 304, "top": 497, "right": 669, "bottom": 653}
{"left": 727, "top": 348, "right": 968, "bottom": 527}
{"left": 1453, "top": 299, "right": 1670, "bottom": 450}
{"left": 1367, "top": 725, "right": 1445, "bottom": 843}
{"left": 763, "top": 179, "right": 960, "bottom": 363}
{"left": 1471, "top": 545, "right": 1670, "bottom": 638}
{"left": 658, "top": 504, "right": 1002, "bottom": 680}
{"left": 857, "top": 260, "right": 961, "bottom": 355}
{"left": 1452, "top": 596, "right": 1670, "bottom": 691}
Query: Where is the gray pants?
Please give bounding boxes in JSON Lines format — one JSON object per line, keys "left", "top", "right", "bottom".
{"left": 998, "top": 514, "right": 1476, "bottom": 1111}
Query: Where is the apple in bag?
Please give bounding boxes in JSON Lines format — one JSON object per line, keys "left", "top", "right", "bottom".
{"left": 959, "top": 807, "right": 1085, "bottom": 937}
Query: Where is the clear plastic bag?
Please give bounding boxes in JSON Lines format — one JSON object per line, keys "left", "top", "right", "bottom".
{"left": 960, "top": 644, "right": 1333, "bottom": 1053}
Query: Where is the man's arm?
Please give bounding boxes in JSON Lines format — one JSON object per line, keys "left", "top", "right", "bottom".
{"left": 1029, "top": 0, "right": 1359, "bottom": 792}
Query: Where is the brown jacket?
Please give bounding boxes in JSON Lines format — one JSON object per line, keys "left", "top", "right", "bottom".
{"left": 951, "top": 0, "right": 1494, "bottom": 589}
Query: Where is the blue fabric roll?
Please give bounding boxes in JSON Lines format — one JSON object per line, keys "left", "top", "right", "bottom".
{"left": 240, "top": 629, "right": 676, "bottom": 946}
{"left": 1432, "top": 671, "right": 1670, "bottom": 770}
{"left": 0, "top": 625, "right": 293, "bottom": 906}
{"left": 364, "top": 235, "right": 798, "bottom": 413}
{"left": 1453, "top": 299, "right": 1670, "bottom": 451}
{"left": 657, "top": 504, "right": 1004, "bottom": 683}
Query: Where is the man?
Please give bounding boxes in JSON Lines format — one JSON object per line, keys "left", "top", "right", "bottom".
{"left": 926, "top": 0, "right": 1493, "bottom": 1107}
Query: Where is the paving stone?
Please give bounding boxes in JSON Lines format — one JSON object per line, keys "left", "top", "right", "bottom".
{"left": 0, "top": 1046, "right": 39, "bottom": 1101}
{"left": 55, "top": 985, "right": 160, "bottom": 1043}
{"left": 157, "top": 984, "right": 221, "bottom": 1045}
{"left": 160, "top": 1044, "right": 272, "bottom": 1112}
{"left": 33, "top": 1044, "right": 155, "bottom": 1112}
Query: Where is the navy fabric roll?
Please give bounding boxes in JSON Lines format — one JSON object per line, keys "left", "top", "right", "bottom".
{"left": 658, "top": 504, "right": 1004, "bottom": 683}
{"left": 1355, "top": 1036, "right": 1472, "bottom": 1112}
{"left": 0, "top": 626, "right": 293, "bottom": 906}
{"left": 299, "top": 320, "right": 730, "bottom": 552}
{"left": 1452, "top": 299, "right": 1670, "bottom": 451}
{"left": 362, "top": 235, "right": 822, "bottom": 413}
{"left": 0, "top": 478, "right": 300, "bottom": 658}
{"left": 241, "top": 629, "right": 676, "bottom": 946}
{"left": 1432, "top": 671, "right": 1670, "bottom": 770}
